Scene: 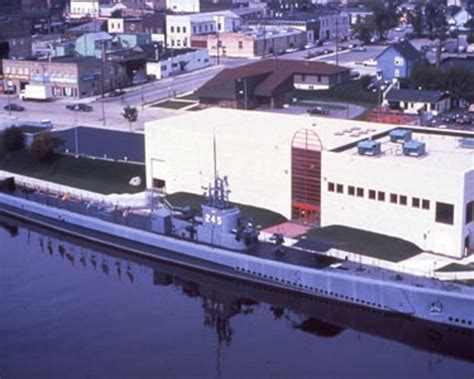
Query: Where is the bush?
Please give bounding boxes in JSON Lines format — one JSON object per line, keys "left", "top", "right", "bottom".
{"left": 468, "top": 33, "right": 474, "bottom": 45}
{"left": 30, "top": 132, "right": 64, "bottom": 161}
{"left": 3, "top": 126, "right": 25, "bottom": 152}
{"left": 360, "top": 75, "right": 373, "bottom": 90}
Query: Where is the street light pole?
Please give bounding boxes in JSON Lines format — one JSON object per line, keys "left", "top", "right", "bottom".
{"left": 101, "top": 101, "right": 106, "bottom": 126}
{"left": 7, "top": 88, "right": 11, "bottom": 116}
{"left": 335, "top": 15, "right": 339, "bottom": 66}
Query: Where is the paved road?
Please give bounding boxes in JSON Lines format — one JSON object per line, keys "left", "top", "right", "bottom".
{"left": 0, "top": 58, "right": 252, "bottom": 132}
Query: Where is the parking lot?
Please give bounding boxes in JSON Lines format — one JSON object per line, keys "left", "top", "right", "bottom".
{"left": 425, "top": 110, "right": 474, "bottom": 130}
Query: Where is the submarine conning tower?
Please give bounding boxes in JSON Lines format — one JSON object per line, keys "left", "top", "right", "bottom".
{"left": 198, "top": 176, "right": 259, "bottom": 250}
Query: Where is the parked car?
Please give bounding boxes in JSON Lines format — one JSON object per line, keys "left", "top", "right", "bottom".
{"left": 363, "top": 59, "right": 377, "bottom": 67}
{"left": 351, "top": 46, "right": 367, "bottom": 52}
{"left": 349, "top": 70, "right": 360, "bottom": 79}
{"left": 456, "top": 115, "right": 471, "bottom": 125}
{"left": 66, "top": 103, "right": 93, "bottom": 112}
{"left": 307, "top": 106, "right": 330, "bottom": 115}
{"left": 108, "top": 89, "right": 125, "bottom": 97}
{"left": 3, "top": 103, "right": 25, "bottom": 112}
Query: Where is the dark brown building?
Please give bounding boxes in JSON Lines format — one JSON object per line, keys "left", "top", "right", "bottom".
{"left": 198, "top": 58, "right": 350, "bottom": 109}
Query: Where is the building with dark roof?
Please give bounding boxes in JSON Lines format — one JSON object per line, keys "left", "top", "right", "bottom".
{"left": 441, "top": 56, "right": 474, "bottom": 72}
{"left": 376, "top": 40, "right": 422, "bottom": 82}
{"left": 197, "top": 58, "right": 350, "bottom": 109}
{"left": 383, "top": 88, "right": 450, "bottom": 115}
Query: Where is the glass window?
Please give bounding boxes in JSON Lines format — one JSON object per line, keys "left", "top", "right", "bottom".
{"left": 377, "top": 191, "right": 385, "bottom": 201}
{"left": 170, "top": 26, "right": 174, "bottom": 32}
{"left": 357, "top": 188, "right": 364, "bottom": 197}
{"left": 336, "top": 184, "right": 343, "bottom": 194}
{"left": 348, "top": 186, "right": 355, "bottom": 196}
{"left": 412, "top": 197, "right": 420, "bottom": 208}
{"left": 399, "top": 195, "right": 407, "bottom": 205}
{"left": 436, "top": 202, "right": 454, "bottom": 225}
{"left": 369, "top": 189, "right": 376, "bottom": 200}
{"left": 422, "top": 199, "right": 430, "bottom": 210}
{"left": 328, "top": 182, "right": 335, "bottom": 192}
{"left": 466, "top": 201, "right": 474, "bottom": 224}
{"left": 390, "top": 193, "right": 398, "bottom": 204}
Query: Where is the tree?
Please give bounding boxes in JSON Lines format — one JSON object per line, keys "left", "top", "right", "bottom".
{"left": 409, "top": 63, "right": 444, "bottom": 91}
{"left": 353, "top": 17, "right": 376, "bottom": 44}
{"left": 3, "top": 126, "right": 25, "bottom": 152}
{"left": 468, "top": 33, "right": 474, "bottom": 45}
{"left": 406, "top": 5, "right": 424, "bottom": 37}
{"left": 30, "top": 132, "right": 64, "bottom": 161}
{"left": 122, "top": 106, "right": 138, "bottom": 131}
{"left": 409, "top": 63, "right": 474, "bottom": 102}
{"left": 368, "top": 0, "right": 401, "bottom": 39}
{"left": 442, "top": 67, "right": 474, "bottom": 101}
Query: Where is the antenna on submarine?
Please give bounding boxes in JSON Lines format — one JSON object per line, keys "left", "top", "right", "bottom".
{"left": 213, "top": 128, "right": 218, "bottom": 183}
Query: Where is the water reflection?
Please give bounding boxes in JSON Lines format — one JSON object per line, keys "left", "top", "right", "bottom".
{"left": 1, "top": 214, "right": 474, "bottom": 364}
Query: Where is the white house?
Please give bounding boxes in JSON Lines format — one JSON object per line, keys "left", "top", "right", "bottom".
{"left": 166, "top": 11, "right": 241, "bottom": 48}
{"left": 145, "top": 108, "right": 474, "bottom": 258}
{"left": 146, "top": 48, "right": 210, "bottom": 79}
{"left": 69, "top": 0, "right": 101, "bottom": 18}
{"left": 447, "top": 8, "right": 472, "bottom": 31}
{"left": 166, "top": 0, "right": 200, "bottom": 13}
{"left": 383, "top": 88, "right": 451, "bottom": 116}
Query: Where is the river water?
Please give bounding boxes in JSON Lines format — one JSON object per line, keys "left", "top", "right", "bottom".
{"left": 1, "top": 215, "right": 473, "bottom": 378}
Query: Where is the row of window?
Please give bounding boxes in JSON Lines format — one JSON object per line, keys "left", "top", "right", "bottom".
{"left": 327, "top": 182, "right": 455, "bottom": 225}
{"left": 169, "top": 39, "right": 188, "bottom": 47}
{"left": 328, "top": 182, "right": 430, "bottom": 209}
{"left": 170, "top": 25, "right": 188, "bottom": 33}
{"left": 4, "top": 66, "right": 77, "bottom": 79}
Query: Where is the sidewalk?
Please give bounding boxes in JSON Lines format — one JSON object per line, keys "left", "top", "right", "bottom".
{"left": 322, "top": 248, "right": 474, "bottom": 281}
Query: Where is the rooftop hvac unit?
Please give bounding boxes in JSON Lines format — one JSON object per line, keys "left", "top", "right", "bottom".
{"left": 357, "top": 140, "right": 381, "bottom": 156}
{"left": 389, "top": 129, "right": 412, "bottom": 143}
{"left": 460, "top": 137, "right": 474, "bottom": 149}
{"left": 403, "top": 140, "right": 426, "bottom": 157}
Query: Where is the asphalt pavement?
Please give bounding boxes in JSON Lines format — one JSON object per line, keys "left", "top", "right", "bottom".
{"left": 0, "top": 57, "right": 253, "bottom": 132}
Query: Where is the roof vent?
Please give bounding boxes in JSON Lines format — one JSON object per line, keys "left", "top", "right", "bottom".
{"left": 460, "top": 137, "right": 474, "bottom": 149}
{"left": 403, "top": 140, "right": 426, "bottom": 157}
{"left": 357, "top": 140, "right": 381, "bottom": 156}
{"left": 389, "top": 129, "right": 412, "bottom": 143}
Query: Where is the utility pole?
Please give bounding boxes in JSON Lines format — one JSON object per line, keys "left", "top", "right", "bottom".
{"left": 336, "top": 22, "right": 339, "bottom": 65}
{"left": 101, "top": 41, "right": 106, "bottom": 98}
{"left": 216, "top": 32, "right": 220, "bottom": 65}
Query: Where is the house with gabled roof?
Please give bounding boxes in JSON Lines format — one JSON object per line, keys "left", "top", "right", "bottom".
{"left": 376, "top": 40, "right": 423, "bottom": 82}
{"left": 383, "top": 88, "right": 451, "bottom": 115}
{"left": 197, "top": 59, "right": 351, "bottom": 109}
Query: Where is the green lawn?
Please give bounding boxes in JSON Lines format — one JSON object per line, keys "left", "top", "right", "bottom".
{"left": 294, "top": 79, "right": 378, "bottom": 107}
{"left": 152, "top": 100, "right": 193, "bottom": 110}
{"left": 436, "top": 263, "right": 474, "bottom": 272}
{"left": 304, "top": 225, "right": 422, "bottom": 263}
{"left": 166, "top": 192, "right": 287, "bottom": 229}
{"left": 0, "top": 150, "right": 145, "bottom": 194}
